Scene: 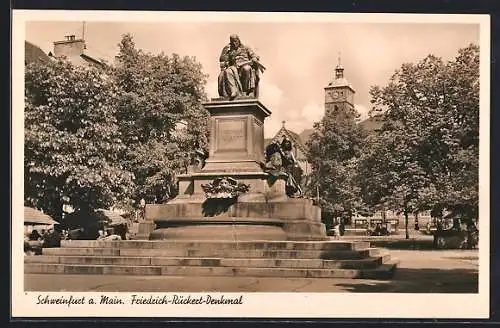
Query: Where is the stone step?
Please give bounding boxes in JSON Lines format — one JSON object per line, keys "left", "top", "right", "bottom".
{"left": 59, "top": 240, "right": 370, "bottom": 251}
{"left": 358, "top": 260, "right": 400, "bottom": 280}
{"left": 24, "top": 261, "right": 397, "bottom": 279}
{"left": 42, "top": 247, "right": 385, "bottom": 260}
{"left": 43, "top": 247, "right": 121, "bottom": 256}
{"left": 25, "top": 254, "right": 391, "bottom": 270}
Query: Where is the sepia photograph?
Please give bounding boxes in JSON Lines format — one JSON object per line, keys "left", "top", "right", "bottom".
{"left": 12, "top": 10, "right": 490, "bottom": 318}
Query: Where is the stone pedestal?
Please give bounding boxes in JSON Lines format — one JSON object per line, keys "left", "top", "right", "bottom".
{"left": 202, "top": 98, "right": 270, "bottom": 173}
{"left": 141, "top": 98, "right": 327, "bottom": 241}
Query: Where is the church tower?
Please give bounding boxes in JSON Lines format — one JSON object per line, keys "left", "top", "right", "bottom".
{"left": 324, "top": 54, "right": 355, "bottom": 114}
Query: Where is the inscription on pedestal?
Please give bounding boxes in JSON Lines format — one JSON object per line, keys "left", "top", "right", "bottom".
{"left": 216, "top": 119, "right": 247, "bottom": 152}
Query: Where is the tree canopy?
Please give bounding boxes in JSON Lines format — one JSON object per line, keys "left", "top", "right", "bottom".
{"left": 306, "top": 104, "right": 367, "bottom": 219}
{"left": 305, "top": 44, "right": 479, "bottom": 236}
{"left": 358, "top": 44, "right": 479, "bottom": 226}
{"left": 25, "top": 60, "right": 134, "bottom": 219}
{"left": 24, "top": 34, "right": 209, "bottom": 219}
{"left": 112, "top": 34, "right": 210, "bottom": 205}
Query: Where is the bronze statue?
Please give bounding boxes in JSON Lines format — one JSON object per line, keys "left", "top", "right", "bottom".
{"left": 187, "top": 140, "right": 208, "bottom": 173}
{"left": 218, "top": 34, "right": 265, "bottom": 100}
{"left": 263, "top": 137, "right": 303, "bottom": 198}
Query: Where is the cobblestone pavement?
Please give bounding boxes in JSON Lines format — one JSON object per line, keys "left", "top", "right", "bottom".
{"left": 24, "top": 249, "right": 478, "bottom": 293}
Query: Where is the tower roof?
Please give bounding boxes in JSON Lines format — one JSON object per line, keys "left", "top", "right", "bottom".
{"left": 327, "top": 77, "right": 354, "bottom": 90}
{"left": 326, "top": 52, "right": 355, "bottom": 91}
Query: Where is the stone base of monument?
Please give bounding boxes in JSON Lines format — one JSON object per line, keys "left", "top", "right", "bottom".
{"left": 142, "top": 195, "right": 326, "bottom": 241}
{"left": 25, "top": 240, "right": 399, "bottom": 280}
{"left": 136, "top": 99, "right": 328, "bottom": 242}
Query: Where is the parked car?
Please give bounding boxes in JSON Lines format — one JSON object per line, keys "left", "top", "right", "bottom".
{"left": 367, "top": 222, "right": 392, "bottom": 236}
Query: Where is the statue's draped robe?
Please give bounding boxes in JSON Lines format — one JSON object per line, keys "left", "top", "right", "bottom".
{"left": 263, "top": 143, "right": 303, "bottom": 198}
{"left": 218, "top": 43, "right": 260, "bottom": 98}
{"left": 282, "top": 150, "right": 303, "bottom": 197}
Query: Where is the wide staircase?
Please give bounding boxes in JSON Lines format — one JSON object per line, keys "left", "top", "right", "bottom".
{"left": 25, "top": 240, "right": 398, "bottom": 279}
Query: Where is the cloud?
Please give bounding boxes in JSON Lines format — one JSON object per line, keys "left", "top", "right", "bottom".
{"left": 264, "top": 118, "right": 283, "bottom": 139}
{"left": 354, "top": 104, "right": 370, "bottom": 120}
{"left": 259, "top": 81, "right": 284, "bottom": 109}
{"left": 301, "top": 102, "right": 324, "bottom": 124}
{"left": 205, "top": 80, "right": 219, "bottom": 99}
{"left": 264, "top": 101, "right": 324, "bottom": 138}
{"left": 241, "top": 80, "right": 286, "bottom": 139}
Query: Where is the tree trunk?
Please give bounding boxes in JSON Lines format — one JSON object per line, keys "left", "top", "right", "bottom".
{"left": 404, "top": 209, "right": 409, "bottom": 239}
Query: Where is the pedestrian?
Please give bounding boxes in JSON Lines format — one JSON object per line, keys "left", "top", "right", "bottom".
{"left": 331, "top": 220, "right": 341, "bottom": 240}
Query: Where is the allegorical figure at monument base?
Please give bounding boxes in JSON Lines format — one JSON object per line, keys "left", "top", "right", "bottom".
{"left": 218, "top": 34, "right": 265, "bottom": 100}
{"left": 263, "top": 137, "right": 304, "bottom": 198}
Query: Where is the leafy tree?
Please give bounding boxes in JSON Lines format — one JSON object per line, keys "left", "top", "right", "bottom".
{"left": 27, "top": 34, "right": 478, "bottom": 247}
{"left": 112, "top": 34, "right": 210, "bottom": 205}
{"left": 306, "top": 105, "right": 367, "bottom": 223}
{"left": 357, "top": 129, "right": 430, "bottom": 238}
{"left": 24, "top": 60, "right": 134, "bottom": 220}
{"left": 359, "top": 44, "right": 479, "bottom": 238}
{"left": 25, "top": 34, "right": 210, "bottom": 223}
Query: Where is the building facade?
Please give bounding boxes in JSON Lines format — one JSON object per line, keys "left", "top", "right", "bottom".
{"left": 49, "top": 35, "right": 106, "bottom": 68}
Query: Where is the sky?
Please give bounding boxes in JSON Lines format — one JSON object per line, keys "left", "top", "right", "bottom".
{"left": 25, "top": 18, "right": 479, "bottom": 138}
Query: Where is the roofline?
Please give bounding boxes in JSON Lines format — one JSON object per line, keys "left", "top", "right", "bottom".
{"left": 272, "top": 126, "right": 309, "bottom": 154}
{"left": 54, "top": 39, "right": 85, "bottom": 45}
{"left": 324, "top": 85, "right": 356, "bottom": 93}
{"left": 80, "top": 53, "right": 107, "bottom": 66}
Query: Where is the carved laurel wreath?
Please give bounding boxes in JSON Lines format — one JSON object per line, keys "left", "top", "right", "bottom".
{"left": 201, "top": 177, "right": 250, "bottom": 199}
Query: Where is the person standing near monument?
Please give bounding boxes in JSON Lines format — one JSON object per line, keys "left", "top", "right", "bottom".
{"left": 218, "top": 34, "right": 265, "bottom": 99}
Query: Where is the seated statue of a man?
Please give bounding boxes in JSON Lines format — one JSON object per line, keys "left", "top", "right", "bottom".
{"left": 218, "top": 34, "right": 265, "bottom": 100}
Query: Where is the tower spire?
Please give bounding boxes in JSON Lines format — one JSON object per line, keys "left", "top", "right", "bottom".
{"left": 335, "top": 51, "right": 344, "bottom": 79}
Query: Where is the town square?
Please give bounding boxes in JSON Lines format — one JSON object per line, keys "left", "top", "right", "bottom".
{"left": 12, "top": 11, "right": 490, "bottom": 319}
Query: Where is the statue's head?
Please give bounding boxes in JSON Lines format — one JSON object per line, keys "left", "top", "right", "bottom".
{"left": 229, "top": 34, "right": 241, "bottom": 48}
{"left": 265, "top": 141, "right": 280, "bottom": 159}
{"left": 281, "top": 138, "right": 292, "bottom": 151}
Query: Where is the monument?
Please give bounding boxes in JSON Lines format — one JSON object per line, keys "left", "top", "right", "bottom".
{"left": 138, "top": 34, "right": 327, "bottom": 241}
{"left": 25, "top": 35, "right": 397, "bottom": 281}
